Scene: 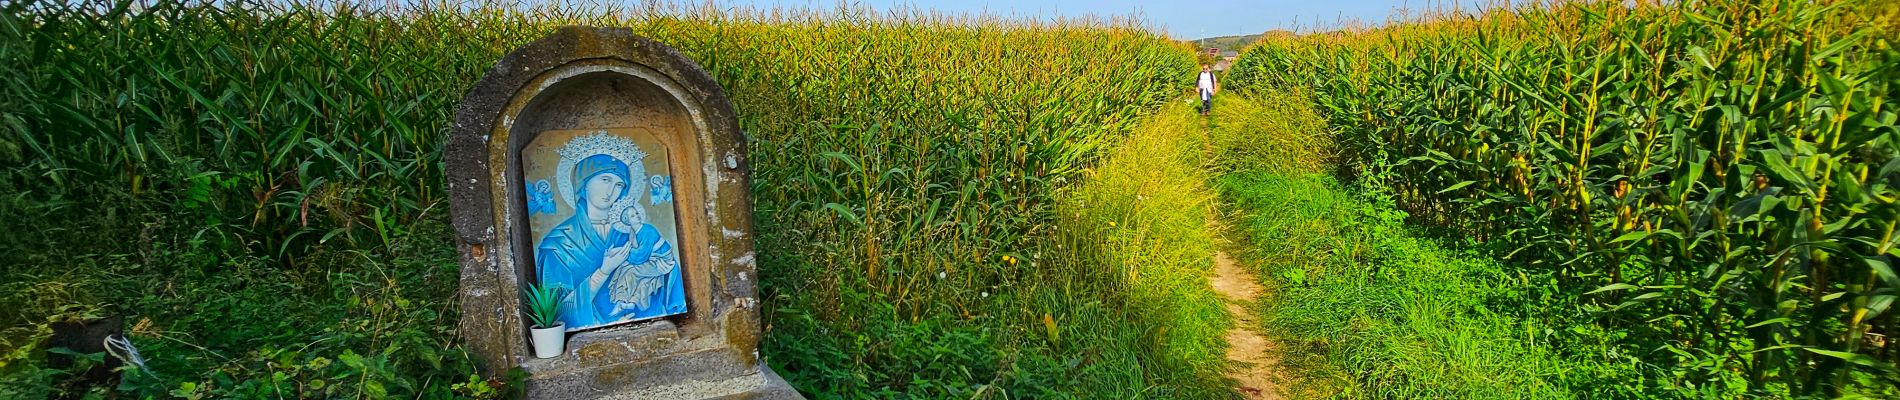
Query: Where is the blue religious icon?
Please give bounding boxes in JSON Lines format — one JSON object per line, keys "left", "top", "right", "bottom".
{"left": 525, "top": 179, "right": 556, "bottom": 215}
{"left": 520, "top": 130, "right": 689, "bottom": 331}
{"left": 648, "top": 176, "right": 673, "bottom": 205}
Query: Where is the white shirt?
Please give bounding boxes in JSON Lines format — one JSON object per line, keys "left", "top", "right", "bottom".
{"left": 1197, "top": 71, "right": 1216, "bottom": 97}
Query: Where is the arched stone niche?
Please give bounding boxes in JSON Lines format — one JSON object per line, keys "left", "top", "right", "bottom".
{"left": 445, "top": 26, "right": 798, "bottom": 399}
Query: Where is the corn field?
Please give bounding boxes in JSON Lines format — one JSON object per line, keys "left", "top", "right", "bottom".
{"left": 0, "top": 0, "right": 1206, "bottom": 397}
{"left": 1228, "top": 0, "right": 1899, "bottom": 396}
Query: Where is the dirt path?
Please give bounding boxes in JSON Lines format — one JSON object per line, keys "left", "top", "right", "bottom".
{"left": 1211, "top": 250, "right": 1284, "bottom": 399}
{"left": 1202, "top": 110, "right": 1285, "bottom": 399}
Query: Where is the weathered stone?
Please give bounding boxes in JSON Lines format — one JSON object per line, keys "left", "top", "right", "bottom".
{"left": 46, "top": 315, "right": 122, "bottom": 386}
{"left": 448, "top": 26, "right": 798, "bottom": 399}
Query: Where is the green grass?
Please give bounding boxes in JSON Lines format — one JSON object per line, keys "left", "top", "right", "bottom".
{"left": 1203, "top": 89, "right": 1332, "bottom": 176}
{"left": 1207, "top": 93, "right": 1579, "bottom": 398}
{"left": 1218, "top": 171, "right": 1574, "bottom": 399}
{"left": 1053, "top": 100, "right": 1235, "bottom": 397}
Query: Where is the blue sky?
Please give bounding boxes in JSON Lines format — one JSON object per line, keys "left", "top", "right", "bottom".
{"left": 706, "top": 0, "right": 1479, "bottom": 38}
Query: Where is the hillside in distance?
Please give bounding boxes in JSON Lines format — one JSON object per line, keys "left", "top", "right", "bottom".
{"left": 1188, "top": 30, "right": 1292, "bottom": 51}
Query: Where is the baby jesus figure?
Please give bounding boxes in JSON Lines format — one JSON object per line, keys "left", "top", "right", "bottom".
{"left": 604, "top": 206, "right": 681, "bottom": 316}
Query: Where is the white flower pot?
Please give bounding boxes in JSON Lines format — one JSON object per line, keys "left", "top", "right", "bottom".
{"left": 530, "top": 323, "right": 565, "bottom": 359}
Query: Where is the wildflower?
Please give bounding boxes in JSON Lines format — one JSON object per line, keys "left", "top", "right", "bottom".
{"left": 981, "top": 291, "right": 989, "bottom": 298}
{"left": 937, "top": 271, "right": 946, "bottom": 279}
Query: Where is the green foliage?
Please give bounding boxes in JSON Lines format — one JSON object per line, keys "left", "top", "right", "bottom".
{"left": 1228, "top": 0, "right": 1900, "bottom": 396}
{"left": 0, "top": 0, "right": 1215, "bottom": 397}
{"left": 520, "top": 284, "right": 567, "bottom": 330}
{"left": 1204, "top": 91, "right": 1332, "bottom": 175}
{"left": 1050, "top": 101, "right": 1238, "bottom": 398}
{"left": 1219, "top": 171, "right": 1575, "bottom": 399}
{"left": 1209, "top": 93, "right": 1586, "bottom": 398}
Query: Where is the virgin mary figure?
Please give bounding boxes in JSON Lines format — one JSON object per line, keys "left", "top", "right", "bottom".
{"left": 534, "top": 150, "right": 687, "bottom": 331}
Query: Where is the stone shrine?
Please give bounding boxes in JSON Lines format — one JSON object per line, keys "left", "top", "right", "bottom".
{"left": 445, "top": 26, "right": 800, "bottom": 399}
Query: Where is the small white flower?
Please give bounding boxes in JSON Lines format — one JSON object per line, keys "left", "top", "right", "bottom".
{"left": 980, "top": 291, "right": 989, "bottom": 298}
{"left": 938, "top": 271, "right": 946, "bottom": 279}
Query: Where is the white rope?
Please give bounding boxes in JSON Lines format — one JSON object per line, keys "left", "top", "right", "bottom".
{"left": 102, "top": 334, "right": 154, "bottom": 377}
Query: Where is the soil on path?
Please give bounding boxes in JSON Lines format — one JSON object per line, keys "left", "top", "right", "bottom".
{"left": 1210, "top": 250, "right": 1284, "bottom": 399}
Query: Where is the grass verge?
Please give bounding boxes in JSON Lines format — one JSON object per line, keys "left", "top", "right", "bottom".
{"left": 1210, "top": 92, "right": 1573, "bottom": 398}
{"left": 1219, "top": 172, "right": 1571, "bottom": 398}
{"left": 1040, "top": 99, "right": 1238, "bottom": 398}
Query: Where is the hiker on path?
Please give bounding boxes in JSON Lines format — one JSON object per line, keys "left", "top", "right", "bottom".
{"left": 1197, "top": 64, "right": 1219, "bottom": 116}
